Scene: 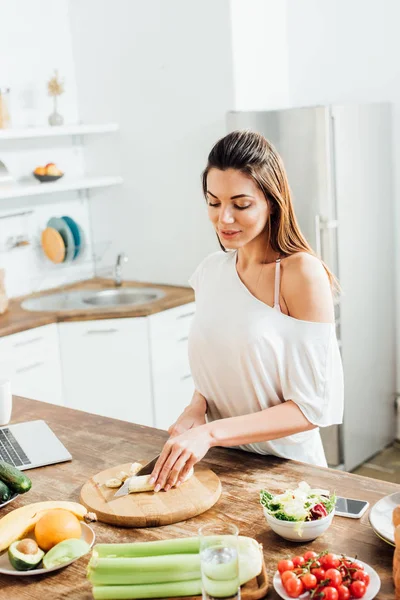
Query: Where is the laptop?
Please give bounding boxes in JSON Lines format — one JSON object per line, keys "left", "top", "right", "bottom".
{"left": 0, "top": 420, "right": 72, "bottom": 470}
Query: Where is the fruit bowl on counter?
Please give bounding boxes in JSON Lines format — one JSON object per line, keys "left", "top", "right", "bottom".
{"left": 0, "top": 501, "right": 95, "bottom": 576}
{"left": 33, "top": 163, "right": 64, "bottom": 182}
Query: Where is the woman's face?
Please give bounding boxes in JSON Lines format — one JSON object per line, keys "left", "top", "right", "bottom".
{"left": 206, "top": 168, "right": 270, "bottom": 249}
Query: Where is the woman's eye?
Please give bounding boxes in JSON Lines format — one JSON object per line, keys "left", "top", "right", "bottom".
{"left": 208, "top": 202, "right": 220, "bottom": 207}
{"left": 235, "top": 205, "right": 250, "bottom": 210}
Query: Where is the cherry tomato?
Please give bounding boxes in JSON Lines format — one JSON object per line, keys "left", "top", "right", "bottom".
{"left": 321, "top": 586, "right": 339, "bottom": 600}
{"left": 337, "top": 585, "right": 351, "bottom": 600}
{"left": 284, "top": 577, "right": 304, "bottom": 598}
{"left": 311, "top": 567, "right": 326, "bottom": 582}
{"left": 301, "top": 572, "right": 317, "bottom": 590}
{"left": 303, "top": 550, "right": 318, "bottom": 562}
{"left": 321, "top": 553, "right": 340, "bottom": 570}
{"left": 341, "top": 577, "right": 351, "bottom": 588}
{"left": 349, "top": 561, "right": 364, "bottom": 571}
{"left": 292, "top": 555, "right": 306, "bottom": 568}
{"left": 349, "top": 580, "right": 367, "bottom": 598}
{"left": 325, "top": 568, "right": 342, "bottom": 588}
{"left": 281, "top": 571, "right": 297, "bottom": 585}
{"left": 352, "top": 570, "right": 370, "bottom": 586}
{"left": 278, "top": 559, "right": 294, "bottom": 574}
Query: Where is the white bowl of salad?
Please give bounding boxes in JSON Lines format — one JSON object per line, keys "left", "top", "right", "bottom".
{"left": 260, "top": 481, "right": 336, "bottom": 542}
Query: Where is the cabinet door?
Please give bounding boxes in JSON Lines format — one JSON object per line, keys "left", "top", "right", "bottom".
{"left": 58, "top": 318, "right": 153, "bottom": 426}
{"left": 0, "top": 324, "right": 63, "bottom": 406}
{"left": 149, "top": 303, "right": 195, "bottom": 430}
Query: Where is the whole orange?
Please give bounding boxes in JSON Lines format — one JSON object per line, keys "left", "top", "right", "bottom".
{"left": 34, "top": 509, "right": 82, "bottom": 551}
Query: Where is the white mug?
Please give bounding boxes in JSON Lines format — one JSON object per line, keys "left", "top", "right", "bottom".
{"left": 0, "top": 379, "right": 12, "bottom": 425}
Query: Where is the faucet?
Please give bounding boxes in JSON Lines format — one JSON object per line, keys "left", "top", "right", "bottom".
{"left": 114, "top": 253, "right": 128, "bottom": 287}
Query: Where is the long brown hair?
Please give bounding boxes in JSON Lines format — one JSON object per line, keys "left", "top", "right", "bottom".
{"left": 202, "top": 129, "right": 337, "bottom": 290}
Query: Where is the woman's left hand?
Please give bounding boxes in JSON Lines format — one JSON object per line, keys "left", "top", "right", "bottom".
{"left": 150, "top": 425, "right": 213, "bottom": 492}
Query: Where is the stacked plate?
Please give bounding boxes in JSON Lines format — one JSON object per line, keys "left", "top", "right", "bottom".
{"left": 41, "top": 216, "right": 85, "bottom": 264}
{"left": 369, "top": 490, "right": 400, "bottom": 547}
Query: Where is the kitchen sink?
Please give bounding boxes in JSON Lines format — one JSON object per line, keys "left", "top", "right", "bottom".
{"left": 82, "top": 288, "right": 165, "bottom": 307}
{"left": 21, "top": 287, "right": 166, "bottom": 312}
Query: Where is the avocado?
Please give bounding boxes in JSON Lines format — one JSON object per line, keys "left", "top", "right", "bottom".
{"left": 43, "top": 538, "right": 90, "bottom": 569}
{"left": 0, "top": 461, "right": 32, "bottom": 494}
{"left": 8, "top": 540, "right": 44, "bottom": 571}
{"left": 0, "top": 479, "right": 11, "bottom": 503}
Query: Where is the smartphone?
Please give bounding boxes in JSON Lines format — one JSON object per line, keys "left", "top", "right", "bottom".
{"left": 335, "top": 496, "right": 369, "bottom": 518}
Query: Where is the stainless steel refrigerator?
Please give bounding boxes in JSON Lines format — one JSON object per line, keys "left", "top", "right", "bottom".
{"left": 227, "top": 104, "right": 396, "bottom": 472}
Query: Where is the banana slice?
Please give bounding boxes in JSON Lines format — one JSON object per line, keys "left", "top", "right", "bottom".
{"left": 105, "top": 478, "right": 122, "bottom": 488}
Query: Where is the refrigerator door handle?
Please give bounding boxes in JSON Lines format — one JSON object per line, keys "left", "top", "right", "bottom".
{"left": 315, "top": 215, "right": 339, "bottom": 261}
{"left": 314, "top": 214, "right": 322, "bottom": 257}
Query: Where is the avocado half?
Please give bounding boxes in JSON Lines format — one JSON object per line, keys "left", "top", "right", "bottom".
{"left": 8, "top": 541, "right": 44, "bottom": 571}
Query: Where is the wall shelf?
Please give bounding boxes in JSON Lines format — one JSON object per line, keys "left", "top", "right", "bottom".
{"left": 0, "top": 175, "right": 123, "bottom": 200}
{"left": 0, "top": 123, "right": 119, "bottom": 140}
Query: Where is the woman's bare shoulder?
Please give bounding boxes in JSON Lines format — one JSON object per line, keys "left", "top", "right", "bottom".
{"left": 281, "top": 252, "right": 334, "bottom": 323}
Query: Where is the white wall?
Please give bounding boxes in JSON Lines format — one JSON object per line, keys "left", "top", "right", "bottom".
{"left": 0, "top": 0, "right": 96, "bottom": 297}
{"left": 69, "top": 0, "right": 233, "bottom": 286}
{"left": 0, "top": 0, "right": 79, "bottom": 127}
{"left": 230, "top": 0, "right": 289, "bottom": 110}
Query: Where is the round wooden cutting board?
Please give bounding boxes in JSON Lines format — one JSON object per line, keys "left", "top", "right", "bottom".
{"left": 80, "top": 462, "right": 222, "bottom": 527}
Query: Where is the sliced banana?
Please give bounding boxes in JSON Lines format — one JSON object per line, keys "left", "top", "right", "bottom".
{"left": 105, "top": 477, "right": 122, "bottom": 488}
{"left": 116, "top": 471, "right": 129, "bottom": 482}
{"left": 130, "top": 462, "right": 143, "bottom": 475}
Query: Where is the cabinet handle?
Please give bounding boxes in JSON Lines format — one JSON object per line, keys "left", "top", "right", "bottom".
{"left": 178, "top": 336, "right": 188, "bottom": 343}
{"left": 181, "top": 374, "right": 192, "bottom": 381}
{"left": 177, "top": 311, "right": 195, "bottom": 320}
{"left": 16, "top": 361, "right": 44, "bottom": 374}
{"left": 85, "top": 329, "right": 118, "bottom": 335}
{"left": 14, "top": 336, "right": 43, "bottom": 348}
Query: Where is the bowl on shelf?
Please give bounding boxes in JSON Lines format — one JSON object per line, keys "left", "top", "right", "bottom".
{"left": 263, "top": 508, "right": 334, "bottom": 542}
{"left": 33, "top": 163, "right": 64, "bottom": 183}
{"left": 33, "top": 173, "right": 64, "bottom": 183}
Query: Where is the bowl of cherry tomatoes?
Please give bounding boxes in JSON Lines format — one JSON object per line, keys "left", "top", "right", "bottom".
{"left": 273, "top": 549, "right": 380, "bottom": 599}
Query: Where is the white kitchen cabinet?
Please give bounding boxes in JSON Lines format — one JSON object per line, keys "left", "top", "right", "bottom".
{"left": 0, "top": 324, "right": 63, "bottom": 406}
{"left": 58, "top": 318, "right": 153, "bottom": 426}
{"left": 149, "top": 302, "right": 195, "bottom": 430}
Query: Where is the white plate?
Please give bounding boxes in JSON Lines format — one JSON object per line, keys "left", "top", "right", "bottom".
{"left": 369, "top": 490, "right": 400, "bottom": 546}
{"left": 0, "top": 492, "right": 19, "bottom": 509}
{"left": 273, "top": 557, "right": 381, "bottom": 600}
{"left": 0, "top": 521, "right": 95, "bottom": 576}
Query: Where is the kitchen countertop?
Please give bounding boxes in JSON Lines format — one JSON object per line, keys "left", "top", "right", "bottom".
{"left": 0, "top": 278, "right": 195, "bottom": 337}
{"left": 1, "top": 396, "right": 398, "bottom": 599}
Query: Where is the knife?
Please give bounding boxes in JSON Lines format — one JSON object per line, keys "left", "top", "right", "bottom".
{"left": 113, "top": 455, "right": 160, "bottom": 498}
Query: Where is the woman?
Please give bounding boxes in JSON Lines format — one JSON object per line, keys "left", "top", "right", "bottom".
{"left": 150, "top": 130, "right": 343, "bottom": 492}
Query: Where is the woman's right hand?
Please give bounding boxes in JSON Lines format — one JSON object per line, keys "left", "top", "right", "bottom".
{"left": 168, "top": 391, "right": 207, "bottom": 437}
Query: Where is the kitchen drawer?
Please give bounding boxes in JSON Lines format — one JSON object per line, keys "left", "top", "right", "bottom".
{"left": 151, "top": 335, "right": 190, "bottom": 379}
{"left": 149, "top": 302, "right": 195, "bottom": 343}
{"left": 0, "top": 324, "right": 59, "bottom": 364}
{"left": 153, "top": 371, "right": 194, "bottom": 430}
{"left": 0, "top": 324, "right": 64, "bottom": 405}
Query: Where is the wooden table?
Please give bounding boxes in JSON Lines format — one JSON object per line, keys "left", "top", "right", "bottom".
{"left": 1, "top": 397, "right": 398, "bottom": 599}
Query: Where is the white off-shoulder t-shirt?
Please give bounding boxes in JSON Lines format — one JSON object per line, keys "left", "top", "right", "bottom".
{"left": 188, "top": 250, "right": 344, "bottom": 467}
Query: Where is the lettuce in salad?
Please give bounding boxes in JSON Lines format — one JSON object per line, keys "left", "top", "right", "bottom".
{"left": 260, "top": 481, "right": 336, "bottom": 523}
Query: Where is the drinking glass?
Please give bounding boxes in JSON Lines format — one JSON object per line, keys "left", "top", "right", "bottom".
{"left": 199, "top": 522, "right": 240, "bottom": 600}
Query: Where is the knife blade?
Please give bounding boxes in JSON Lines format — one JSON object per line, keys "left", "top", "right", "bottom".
{"left": 113, "top": 455, "right": 160, "bottom": 498}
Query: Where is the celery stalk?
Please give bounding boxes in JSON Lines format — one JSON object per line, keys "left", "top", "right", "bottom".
{"left": 88, "top": 569, "right": 200, "bottom": 586}
{"left": 89, "top": 554, "right": 200, "bottom": 572}
{"left": 92, "top": 580, "right": 202, "bottom": 599}
{"left": 93, "top": 537, "right": 200, "bottom": 558}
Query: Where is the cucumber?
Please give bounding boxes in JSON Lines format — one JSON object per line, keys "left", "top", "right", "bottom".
{"left": 0, "top": 461, "right": 32, "bottom": 494}
{"left": 0, "top": 479, "right": 11, "bottom": 503}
